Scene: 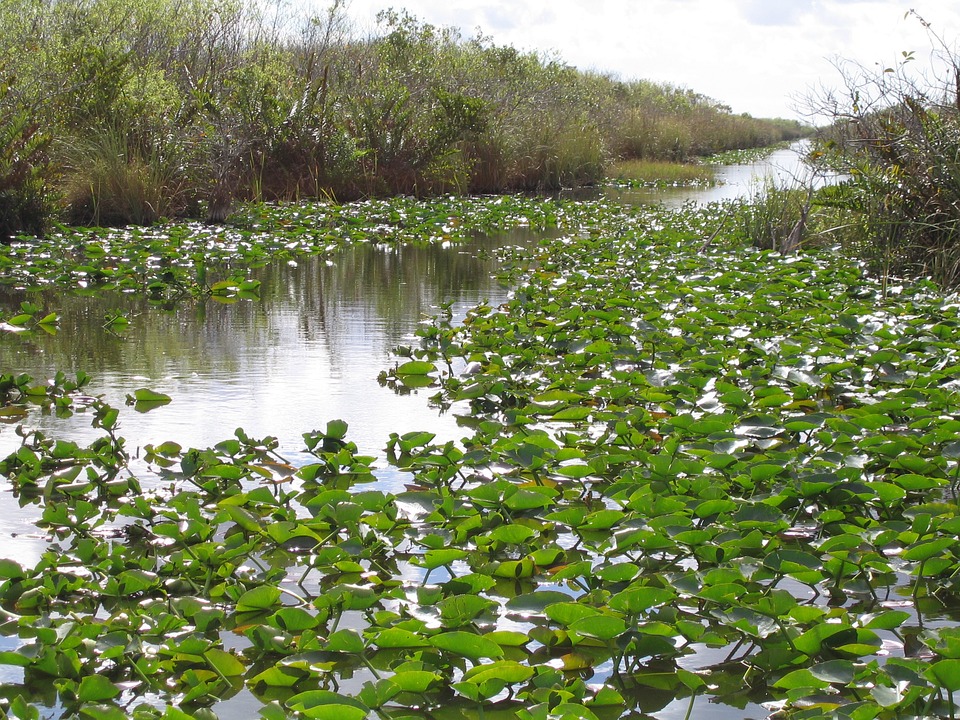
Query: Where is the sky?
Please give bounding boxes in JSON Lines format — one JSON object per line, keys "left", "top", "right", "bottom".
{"left": 333, "top": 0, "right": 960, "bottom": 121}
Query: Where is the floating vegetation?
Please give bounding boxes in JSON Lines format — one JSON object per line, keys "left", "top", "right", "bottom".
{"left": 706, "top": 143, "right": 792, "bottom": 166}
{"left": 0, "top": 195, "right": 960, "bottom": 719}
{"left": 0, "top": 196, "right": 567, "bottom": 300}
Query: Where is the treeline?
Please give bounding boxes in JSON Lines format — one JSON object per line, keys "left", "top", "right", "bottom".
{"left": 0, "top": 0, "right": 808, "bottom": 235}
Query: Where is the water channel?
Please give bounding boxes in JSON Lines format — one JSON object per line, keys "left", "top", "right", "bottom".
{"left": 0, "top": 143, "right": 818, "bottom": 463}
{"left": 0, "top": 143, "right": 819, "bottom": 718}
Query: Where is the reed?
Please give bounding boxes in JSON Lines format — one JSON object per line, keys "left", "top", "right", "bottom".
{"left": 0, "top": 0, "right": 811, "bottom": 231}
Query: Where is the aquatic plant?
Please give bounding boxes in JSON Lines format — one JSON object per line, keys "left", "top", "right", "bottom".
{"left": 0, "top": 196, "right": 959, "bottom": 718}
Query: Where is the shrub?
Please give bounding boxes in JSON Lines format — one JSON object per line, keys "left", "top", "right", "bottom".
{"left": 805, "top": 12, "right": 960, "bottom": 287}
{"left": 0, "top": 78, "right": 51, "bottom": 239}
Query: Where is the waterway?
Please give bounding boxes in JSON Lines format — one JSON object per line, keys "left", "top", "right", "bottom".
{"left": 0, "top": 143, "right": 819, "bottom": 719}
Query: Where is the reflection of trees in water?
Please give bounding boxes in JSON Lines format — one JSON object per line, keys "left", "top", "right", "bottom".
{"left": 0, "top": 230, "right": 534, "bottom": 382}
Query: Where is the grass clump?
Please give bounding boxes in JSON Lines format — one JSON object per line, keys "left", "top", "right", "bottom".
{"left": 607, "top": 158, "right": 715, "bottom": 187}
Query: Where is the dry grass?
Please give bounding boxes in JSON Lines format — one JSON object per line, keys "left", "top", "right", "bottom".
{"left": 608, "top": 159, "right": 714, "bottom": 187}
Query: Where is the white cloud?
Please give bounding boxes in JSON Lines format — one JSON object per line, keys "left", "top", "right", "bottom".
{"left": 333, "top": 0, "right": 960, "bottom": 119}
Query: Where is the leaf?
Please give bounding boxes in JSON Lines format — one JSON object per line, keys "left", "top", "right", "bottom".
{"left": 809, "top": 660, "right": 855, "bottom": 684}
{"left": 251, "top": 666, "right": 306, "bottom": 688}
{"left": 609, "top": 586, "right": 675, "bottom": 614}
{"left": 487, "top": 524, "right": 536, "bottom": 544}
{"left": 204, "top": 648, "right": 246, "bottom": 677}
{"left": 0, "top": 558, "right": 25, "bottom": 580}
{"left": 794, "top": 623, "right": 856, "bottom": 657}
{"left": 927, "top": 659, "right": 960, "bottom": 692}
{"left": 462, "top": 659, "right": 535, "bottom": 685}
{"left": 0, "top": 652, "right": 31, "bottom": 667}
{"left": 421, "top": 548, "right": 467, "bottom": 570}
{"left": 903, "top": 537, "right": 954, "bottom": 562}
{"left": 77, "top": 675, "right": 121, "bottom": 702}
{"left": 316, "top": 629, "right": 363, "bottom": 654}
{"left": 773, "top": 668, "right": 829, "bottom": 691}
{"left": 860, "top": 610, "right": 910, "bottom": 630}
{"left": 395, "top": 360, "right": 436, "bottom": 376}
{"left": 545, "top": 602, "right": 600, "bottom": 626}
{"left": 79, "top": 705, "right": 127, "bottom": 720}
{"left": 568, "top": 615, "right": 627, "bottom": 642}
{"left": 437, "top": 594, "right": 494, "bottom": 625}
{"left": 236, "top": 585, "right": 282, "bottom": 612}
{"left": 507, "top": 591, "right": 575, "bottom": 613}
{"left": 388, "top": 670, "right": 441, "bottom": 693}
{"left": 369, "top": 628, "right": 430, "bottom": 648}
{"left": 131, "top": 388, "right": 172, "bottom": 403}
{"left": 271, "top": 607, "right": 318, "bottom": 633}
{"left": 552, "top": 406, "right": 592, "bottom": 421}
{"left": 430, "top": 631, "right": 505, "bottom": 660}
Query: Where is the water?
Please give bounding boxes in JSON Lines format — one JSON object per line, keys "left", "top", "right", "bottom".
{"left": 0, "top": 145, "right": 817, "bottom": 569}
{"left": 578, "top": 140, "right": 835, "bottom": 207}
{"left": 0, "top": 236, "right": 530, "bottom": 464}
{"left": 0, "top": 144, "right": 819, "bottom": 471}
{"left": 0, "top": 145, "right": 816, "bottom": 717}
{"left": 0, "top": 231, "right": 536, "bottom": 568}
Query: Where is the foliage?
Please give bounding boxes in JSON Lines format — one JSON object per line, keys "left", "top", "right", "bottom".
{"left": 0, "top": 74, "right": 50, "bottom": 240}
{"left": 0, "top": 196, "right": 959, "bottom": 718}
{"left": 0, "top": 0, "right": 810, "bottom": 229}
{"left": 805, "top": 11, "right": 960, "bottom": 288}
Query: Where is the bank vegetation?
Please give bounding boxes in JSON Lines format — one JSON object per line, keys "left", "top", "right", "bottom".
{"left": 743, "top": 11, "right": 960, "bottom": 289}
{"left": 0, "top": 0, "right": 807, "bottom": 236}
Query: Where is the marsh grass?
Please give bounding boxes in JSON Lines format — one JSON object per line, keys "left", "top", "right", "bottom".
{"left": 735, "top": 182, "right": 812, "bottom": 251}
{"left": 608, "top": 159, "right": 714, "bottom": 187}
{"left": 58, "top": 129, "right": 189, "bottom": 226}
{"left": 0, "top": 0, "right": 808, "bottom": 231}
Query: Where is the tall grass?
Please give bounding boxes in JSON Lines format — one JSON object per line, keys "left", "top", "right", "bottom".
{"left": 58, "top": 128, "right": 192, "bottom": 226}
{"left": 735, "top": 183, "right": 813, "bottom": 253}
{"left": 609, "top": 159, "right": 714, "bottom": 187}
{"left": 0, "top": 0, "right": 811, "bottom": 231}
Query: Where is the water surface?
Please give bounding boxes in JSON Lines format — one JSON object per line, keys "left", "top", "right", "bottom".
{"left": 0, "top": 146, "right": 817, "bottom": 717}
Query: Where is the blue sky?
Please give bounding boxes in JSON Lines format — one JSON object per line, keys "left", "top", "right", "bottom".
{"left": 336, "top": 1, "right": 960, "bottom": 120}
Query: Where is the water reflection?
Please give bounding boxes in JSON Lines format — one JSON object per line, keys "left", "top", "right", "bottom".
{"left": 566, "top": 141, "right": 835, "bottom": 208}
{"left": 0, "top": 231, "right": 534, "bottom": 464}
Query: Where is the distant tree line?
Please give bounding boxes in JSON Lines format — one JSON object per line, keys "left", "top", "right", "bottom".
{"left": 0, "top": 0, "right": 809, "bottom": 235}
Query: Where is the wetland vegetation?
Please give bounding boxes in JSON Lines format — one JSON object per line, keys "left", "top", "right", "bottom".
{"left": 0, "top": 0, "right": 806, "bottom": 237}
{"left": 1, "top": 187, "right": 960, "bottom": 720}
{"left": 2, "top": 3, "right": 960, "bottom": 720}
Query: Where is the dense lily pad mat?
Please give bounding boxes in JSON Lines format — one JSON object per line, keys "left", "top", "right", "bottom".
{"left": 1, "top": 197, "right": 960, "bottom": 719}
{"left": 0, "top": 195, "right": 561, "bottom": 300}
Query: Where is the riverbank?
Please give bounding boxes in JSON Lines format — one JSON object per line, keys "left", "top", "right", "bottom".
{"left": 0, "top": 0, "right": 808, "bottom": 237}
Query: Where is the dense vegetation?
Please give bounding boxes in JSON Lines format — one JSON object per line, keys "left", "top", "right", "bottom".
{"left": 6, "top": 4, "right": 960, "bottom": 719}
{"left": 0, "top": 0, "right": 807, "bottom": 236}
{"left": 2, "top": 197, "right": 960, "bottom": 719}
{"left": 744, "top": 12, "right": 960, "bottom": 289}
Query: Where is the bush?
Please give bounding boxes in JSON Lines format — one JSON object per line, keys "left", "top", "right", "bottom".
{"left": 0, "top": 79, "right": 51, "bottom": 239}
{"left": 805, "top": 12, "right": 960, "bottom": 288}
